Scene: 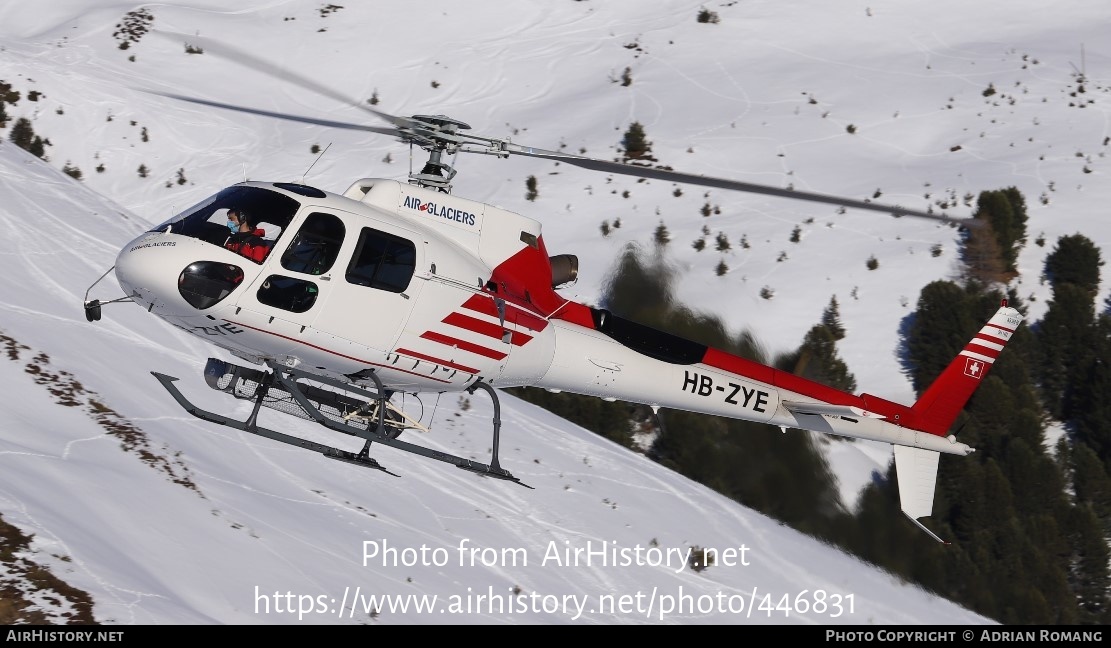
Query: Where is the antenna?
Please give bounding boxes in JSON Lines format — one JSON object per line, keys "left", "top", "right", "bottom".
{"left": 1070, "top": 43, "right": 1086, "bottom": 81}
{"left": 301, "top": 142, "right": 331, "bottom": 184}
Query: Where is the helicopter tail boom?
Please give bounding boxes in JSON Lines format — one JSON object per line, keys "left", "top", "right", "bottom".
{"left": 535, "top": 301, "right": 1022, "bottom": 443}
{"left": 529, "top": 299, "right": 1024, "bottom": 540}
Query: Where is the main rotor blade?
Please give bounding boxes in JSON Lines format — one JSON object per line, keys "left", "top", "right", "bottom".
{"left": 146, "top": 91, "right": 405, "bottom": 136}
{"left": 504, "top": 143, "right": 970, "bottom": 225}
{"left": 151, "top": 30, "right": 417, "bottom": 131}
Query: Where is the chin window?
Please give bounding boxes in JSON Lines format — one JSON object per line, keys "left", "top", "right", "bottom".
{"left": 178, "top": 261, "right": 244, "bottom": 310}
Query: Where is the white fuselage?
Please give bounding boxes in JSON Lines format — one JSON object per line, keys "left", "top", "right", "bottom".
{"left": 115, "top": 179, "right": 548, "bottom": 391}
{"left": 113, "top": 178, "right": 970, "bottom": 458}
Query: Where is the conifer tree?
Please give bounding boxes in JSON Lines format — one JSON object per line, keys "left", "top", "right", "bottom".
{"left": 962, "top": 218, "right": 1010, "bottom": 283}
{"left": 906, "top": 281, "right": 979, "bottom": 392}
{"left": 8, "top": 117, "right": 48, "bottom": 159}
{"left": 525, "top": 175, "right": 538, "bottom": 201}
{"left": 821, "top": 295, "right": 845, "bottom": 340}
{"left": 1070, "top": 443, "right": 1111, "bottom": 529}
{"left": 653, "top": 221, "right": 670, "bottom": 246}
{"left": 28, "top": 135, "right": 46, "bottom": 159}
{"left": 1045, "top": 233, "right": 1102, "bottom": 297}
{"left": 1069, "top": 506, "right": 1111, "bottom": 624}
{"left": 621, "top": 121, "right": 652, "bottom": 160}
{"left": 777, "top": 325, "right": 857, "bottom": 393}
{"left": 1037, "top": 283, "right": 1095, "bottom": 419}
{"left": 973, "top": 188, "right": 1028, "bottom": 275}
{"left": 9, "top": 116, "right": 33, "bottom": 150}
{"left": 1067, "top": 315, "right": 1111, "bottom": 471}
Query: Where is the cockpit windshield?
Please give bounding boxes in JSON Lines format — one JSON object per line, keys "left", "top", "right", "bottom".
{"left": 151, "top": 185, "right": 301, "bottom": 264}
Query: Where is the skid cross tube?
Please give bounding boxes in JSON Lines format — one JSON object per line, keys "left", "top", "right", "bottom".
{"left": 267, "top": 362, "right": 390, "bottom": 440}
{"left": 152, "top": 372, "right": 396, "bottom": 475}
{"left": 268, "top": 362, "right": 388, "bottom": 466}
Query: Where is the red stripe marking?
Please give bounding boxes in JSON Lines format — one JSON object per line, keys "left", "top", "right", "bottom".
{"left": 972, "top": 334, "right": 1005, "bottom": 349}
{"left": 460, "top": 294, "right": 548, "bottom": 332}
{"left": 701, "top": 348, "right": 777, "bottom": 386}
{"left": 460, "top": 294, "right": 497, "bottom": 316}
{"left": 226, "top": 320, "right": 450, "bottom": 384}
{"left": 420, "top": 331, "right": 508, "bottom": 360}
{"left": 443, "top": 312, "right": 533, "bottom": 346}
{"left": 978, "top": 330, "right": 1010, "bottom": 343}
{"left": 966, "top": 341, "right": 1001, "bottom": 358}
{"left": 394, "top": 348, "right": 478, "bottom": 374}
{"left": 701, "top": 347, "right": 860, "bottom": 407}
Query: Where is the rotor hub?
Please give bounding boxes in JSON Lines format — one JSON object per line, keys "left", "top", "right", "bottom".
{"left": 404, "top": 115, "right": 472, "bottom": 192}
{"left": 410, "top": 114, "right": 471, "bottom": 133}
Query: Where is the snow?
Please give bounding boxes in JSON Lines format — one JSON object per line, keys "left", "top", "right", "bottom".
{"left": 3, "top": 0, "right": 1109, "bottom": 624}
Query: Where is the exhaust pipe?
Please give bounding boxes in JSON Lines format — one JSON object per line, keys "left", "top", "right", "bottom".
{"left": 550, "top": 254, "right": 578, "bottom": 288}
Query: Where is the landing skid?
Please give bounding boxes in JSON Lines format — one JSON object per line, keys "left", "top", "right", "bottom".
{"left": 152, "top": 360, "right": 530, "bottom": 488}
{"left": 323, "top": 447, "right": 400, "bottom": 476}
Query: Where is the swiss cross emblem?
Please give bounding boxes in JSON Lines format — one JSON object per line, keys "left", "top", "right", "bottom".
{"left": 964, "top": 357, "right": 985, "bottom": 379}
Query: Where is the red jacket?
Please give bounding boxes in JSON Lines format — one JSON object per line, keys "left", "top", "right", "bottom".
{"left": 226, "top": 228, "right": 271, "bottom": 263}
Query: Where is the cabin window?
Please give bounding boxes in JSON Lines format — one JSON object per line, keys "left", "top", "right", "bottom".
{"left": 281, "top": 212, "right": 345, "bottom": 275}
{"left": 256, "top": 275, "right": 319, "bottom": 313}
{"left": 345, "top": 228, "right": 416, "bottom": 293}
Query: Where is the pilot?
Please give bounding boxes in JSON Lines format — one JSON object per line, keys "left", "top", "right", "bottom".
{"left": 225, "top": 208, "right": 271, "bottom": 263}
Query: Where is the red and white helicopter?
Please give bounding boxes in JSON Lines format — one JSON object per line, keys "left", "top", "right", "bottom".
{"left": 84, "top": 34, "right": 1023, "bottom": 543}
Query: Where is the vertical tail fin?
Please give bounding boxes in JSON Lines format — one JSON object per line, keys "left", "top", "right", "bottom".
{"left": 895, "top": 301, "right": 1023, "bottom": 543}
{"left": 910, "top": 301, "right": 1024, "bottom": 436}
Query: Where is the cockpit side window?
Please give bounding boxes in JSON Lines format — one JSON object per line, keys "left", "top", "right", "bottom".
{"left": 150, "top": 186, "right": 301, "bottom": 252}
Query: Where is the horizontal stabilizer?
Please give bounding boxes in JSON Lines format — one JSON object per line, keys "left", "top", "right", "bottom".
{"left": 782, "top": 400, "right": 886, "bottom": 420}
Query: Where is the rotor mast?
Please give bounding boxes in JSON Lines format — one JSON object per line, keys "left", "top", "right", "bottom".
{"left": 404, "top": 114, "right": 473, "bottom": 193}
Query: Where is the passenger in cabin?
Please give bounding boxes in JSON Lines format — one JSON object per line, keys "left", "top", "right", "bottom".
{"left": 224, "top": 208, "right": 272, "bottom": 263}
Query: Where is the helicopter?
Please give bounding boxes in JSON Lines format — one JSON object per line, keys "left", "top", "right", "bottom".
{"left": 82, "top": 33, "right": 1023, "bottom": 543}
